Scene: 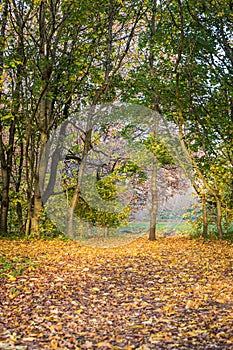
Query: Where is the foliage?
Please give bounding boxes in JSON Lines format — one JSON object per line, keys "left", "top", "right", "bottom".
{"left": 184, "top": 201, "right": 233, "bottom": 240}
{"left": 0, "top": 0, "right": 147, "bottom": 236}
{"left": 38, "top": 211, "right": 63, "bottom": 240}
{"left": 121, "top": 0, "right": 233, "bottom": 238}
{"left": 143, "top": 135, "right": 175, "bottom": 166}
{"left": 63, "top": 160, "right": 146, "bottom": 233}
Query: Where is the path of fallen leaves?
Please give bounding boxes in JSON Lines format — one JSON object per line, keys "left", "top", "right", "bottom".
{"left": 0, "top": 237, "right": 233, "bottom": 349}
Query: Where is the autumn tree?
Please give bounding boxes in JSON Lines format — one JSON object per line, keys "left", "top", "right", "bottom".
{"left": 146, "top": 0, "right": 233, "bottom": 238}
{"left": 0, "top": 0, "right": 148, "bottom": 237}
{"left": 0, "top": 0, "right": 10, "bottom": 235}
{"left": 1, "top": 0, "right": 96, "bottom": 235}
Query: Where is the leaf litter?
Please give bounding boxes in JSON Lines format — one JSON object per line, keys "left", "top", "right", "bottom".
{"left": 0, "top": 237, "right": 233, "bottom": 349}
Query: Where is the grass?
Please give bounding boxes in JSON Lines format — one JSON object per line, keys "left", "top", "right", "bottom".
{"left": 0, "top": 255, "right": 38, "bottom": 279}
{"left": 75, "top": 220, "right": 193, "bottom": 248}
{"left": 119, "top": 220, "right": 192, "bottom": 236}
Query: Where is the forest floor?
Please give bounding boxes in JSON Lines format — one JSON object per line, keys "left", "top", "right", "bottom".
{"left": 0, "top": 236, "right": 233, "bottom": 349}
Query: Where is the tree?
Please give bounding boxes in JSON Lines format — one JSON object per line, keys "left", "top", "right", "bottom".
{"left": 1, "top": 0, "right": 147, "bottom": 237}
{"left": 0, "top": 0, "right": 10, "bottom": 235}
{"left": 147, "top": 0, "right": 233, "bottom": 238}
{"left": 57, "top": 1, "right": 147, "bottom": 237}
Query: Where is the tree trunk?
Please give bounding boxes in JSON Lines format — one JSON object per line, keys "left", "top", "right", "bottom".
{"left": 25, "top": 208, "right": 32, "bottom": 237}
{"left": 216, "top": 195, "right": 223, "bottom": 239}
{"left": 29, "top": 1, "right": 50, "bottom": 237}
{"left": 66, "top": 208, "right": 75, "bottom": 239}
{"left": 149, "top": 101, "right": 159, "bottom": 241}
{"left": 148, "top": 0, "right": 159, "bottom": 241}
{"left": 201, "top": 193, "right": 208, "bottom": 238}
{"left": 0, "top": 167, "right": 10, "bottom": 235}
{"left": 31, "top": 177, "right": 42, "bottom": 237}
{"left": 15, "top": 138, "right": 24, "bottom": 231}
{"left": 149, "top": 156, "right": 158, "bottom": 241}
{"left": 0, "top": 0, "right": 10, "bottom": 235}
{"left": 31, "top": 131, "right": 48, "bottom": 236}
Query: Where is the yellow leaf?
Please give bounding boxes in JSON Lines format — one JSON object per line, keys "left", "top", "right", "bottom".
{"left": 75, "top": 308, "right": 83, "bottom": 314}
{"left": 50, "top": 339, "right": 58, "bottom": 348}
{"left": 8, "top": 275, "right": 16, "bottom": 281}
{"left": 9, "top": 293, "right": 17, "bottom": 299}
{"left": 97, "top": 341, "right": 112, "bottom": 348}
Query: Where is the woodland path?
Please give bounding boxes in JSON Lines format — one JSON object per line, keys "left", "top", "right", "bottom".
{"left": 0, "top": 237, "right": 233, "bottom": 349}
